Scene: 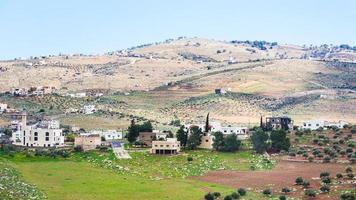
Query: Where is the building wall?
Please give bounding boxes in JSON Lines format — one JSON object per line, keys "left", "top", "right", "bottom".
{"left": 13, "top": 127, "right": 64, "bottom": 147}
{"left": 74, "top": 136, "right": 101, "bottom": 151}
{"left": 151, "top": 138, "right": 181, "bottom": 154}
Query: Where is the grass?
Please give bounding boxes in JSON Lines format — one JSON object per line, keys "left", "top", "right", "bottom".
{"left": 0, "top": 150, "right": 270, "bottom": 200}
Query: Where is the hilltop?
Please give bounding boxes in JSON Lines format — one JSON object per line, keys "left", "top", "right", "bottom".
{"left": 0, "top": 37, "right": 355, "bottom": 126}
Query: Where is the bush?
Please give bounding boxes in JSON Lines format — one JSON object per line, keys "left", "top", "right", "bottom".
{"left": 345, "top": 166, "right": 353, "bottom": 173}
{"left": 302, "top": 180, "right": 310, "bottom": 188}
{"left": 320, "top": 185, "right": 330, "bottom": 193}
{"left": 74, "top": 145, "right": 83, "bottom": 152}
{"left": 321, "top": 177, "right": 331, "bottom": 184}
{"left": 237, "top": 188, "right": 246, "bottom": 196}
{"left": 340, "top": 192, "right": 356, "bottom": 200}
{"left": 308, "top": 156, "right": 314, "bottom": 162}
{"left": 295, "top": 176, "right": 303, "bottom": 185}
{"left": 320, "top": 172, "right": 330, "bottom": 178}
{"left": 346, "top": 173, "right": 354, "bottom": 179}
{"left": 204, "top": 193, "right": 214, "bottom": 200}
{"left": 187, "top": 156, "right": 193, "bottom": 162}
{"left": 224, "top": 195, "right": 233, "bottom": 200}
{"left": 262, "top": 188, "right": 272, "bottom": 195}
{"left": 336, "top": 173, "right": 343, "bottom": 179}
{"left": 323, "top": 156, "right": 331, "bottom": 163}
{"left": 304, "top": 189, "right": 316, "bottom": 197}
{"left": 230, "top": 192, "right": 240, "bottom": 199}
{"left": 212, "top": 192, "right": 221, "bottom": 199}
{"left": 279, "top": 195, "right": 286, "bottom": 200}
{"left": 281, "top": 187, "right": 291, "bottom": 194}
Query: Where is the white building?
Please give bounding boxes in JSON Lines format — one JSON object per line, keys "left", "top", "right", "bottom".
{"left": 301, "top": 120, "right": 325, "bottom": 130}
{"left": 324, "top": 120, "right": 348, "bottom": 129}
{"left": 103, "top": 130, "right": 123, "bottom": 141}
{"left": 11, "top": 113, "right": 64, "bottom": 147}
{"left": 0, "top": 103, "right": 7, "bottom": 113}
{"left": 82, "top": 104, "right": 96, "bottom": 114}
{"left": 151, "top": 138, "right": 181, "bottom": 155}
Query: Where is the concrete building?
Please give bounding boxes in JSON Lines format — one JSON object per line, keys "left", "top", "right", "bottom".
{"left": 138, "top": 132, "right": 156, "bottom": 146}
{"left": 11, "top": 113, "right": 64, "bottom": 147}
{"left": 324, "top": 120, "right": 348, "bottom": 129}
{"left": 74, "top": 134, "right": 101, "bottom": 151}
{"left": 301, "top": 120, "right": 325, "bottom": 130}
{"left": 265, "top": 117, "right": 293, "bottom": 131}
{"left": 151, "top": 138, "right": 181, "bottom": 155}
{"left": 103, "top": 130, "right": 123, "bottom": 141}
{"left": 82, "top": 104, "right": 96, "bottom": 114}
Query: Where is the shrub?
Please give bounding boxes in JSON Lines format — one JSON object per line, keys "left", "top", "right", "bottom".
{"left": 187, "top": 156, "right": 193, "bottom": 162}
{"left": 262, "top": 188, "right": 272, "bottom": 195}
{"left": 237, "top": 188, "right": 246, "bottom": 196}
{"left": 304, "top": 189, "right": 317, "bottom": 197}
{"left": 281, "top": 187, "right": 291, "bottom": 194}
{"left": 320, "top": 172, "right": 330, "bottom": 178}
{"left": 224, "top": 195, "right": 233, "bottom": 200}
{"left": 302, "top": 180, "right": 310, "bottom": 188}
{"left": 308, "top": 156, "right": 314, "bottom": 162}
{"left": 321, "top": 177, "right": 331, "bottom": 184}
{"left": 340, "top": 192, "right": 356, "bottom": 200}
{"left": 323, "top": 156, "right": 331, "bottom": 163}
{"left": 303, "top": 152, "right": 308, "bottom": 158}
{"left": 320, "top": 185, "right": 330, "bottom": 193}
{"left": 204, "top": 193, "right": 214, "bottom": 200}
{"left": 230, "top": 192, "right": 240, "bottom": 199}
{"left": 212, "top": 192, "right": 221, "bottom": 198}
{"left": 74, "top": 145, "right": 83, "bottom": 152}
{"left": 345, "top": 166, "right": 353, "bottom": 173}
{"left": 346, "top": 147, "right": 353, "bottom": 153}
{"left": 295, "top": 176, "right": 303, "bottom": 185}
{"left": 279, "top": 195, "right": 286, "bottom": 200}
{"left": 346, "top": 173, "right": 354, "bottom": 179}
{"left": 288, "top": 152, "right": 296, "bottom": 157}
{"left": 336, "top": 173, "right": 343, "bottom": 179}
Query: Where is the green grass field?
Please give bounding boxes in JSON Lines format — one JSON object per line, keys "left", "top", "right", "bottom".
{"left": 0, "top": 150, "right": 270, "bottom": 200}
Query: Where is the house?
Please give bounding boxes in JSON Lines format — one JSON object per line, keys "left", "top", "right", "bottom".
{"left": 11, "top": 112, "right": 64, "bottom": 147}
{"left": 82, "top": 104, "right": 96, "bottom": 114}
{"left": 301, "top": 120, "right": 325, "bottom": 130}
{"left": 150, "top": 138, "right": 181, "bottom": 155}
{"left": 11, "top": 88, "right": 28, "bottom": 97}
{"left": 138, "top": 132, "right": 156, "bottom": 146}
{"left": 74, "top": 134, "right": 101, "bottom": 151}
{"left": 265, "top": 117, "right": 293, "bottom": 131}
{"left": 215, "top": 88, "right": 227, "bottom": 95}
{"left": 103, "top": 130, "right": 123, "bottom": 141}
{"left": 324, "top": 120, "right": 348, "bottom": 129}
{"left": 301, "top": 120, "right": 348, "bottom": 130}
{"left": 0, "top": 103, "right": 7, "bottom": 113}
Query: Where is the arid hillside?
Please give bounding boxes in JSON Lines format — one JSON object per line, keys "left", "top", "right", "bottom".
{"left": 0, "top": 37, "right": 355, "bottom": 126}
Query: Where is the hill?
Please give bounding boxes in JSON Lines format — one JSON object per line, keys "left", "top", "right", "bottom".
{"left": 0, "top": 37, "right": 355, "bottom": 126}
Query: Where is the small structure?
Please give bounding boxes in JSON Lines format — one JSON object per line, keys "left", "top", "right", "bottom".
{"left": 82, "top": 104, "right": 96, "bottom": 114}
{"left": 74, "top": 134, "right": 101, "bottom": 151}
{"left": 265, "top": 117, "right": 293, "bottom": 131}
{"left": 301, "top": 120, "right": 325, "bottom": 130}
{"left": 324, "top": 120, "right": 348, "bottom": 129}
{"left": 215, "top": 88, "right": 227, "bottom": 95}
{"left": 0, "top": 103, "right": 7, "bottom": 113}
{"left": 103, "top": 130, "right": 123, "bottom": 141}
{"left": 138, "top": 132, "right": 156, "bottom": 146}
{"left": 151, "top": 138, "right": 180, "bottom": 155}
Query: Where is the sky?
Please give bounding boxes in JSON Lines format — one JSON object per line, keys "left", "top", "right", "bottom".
{"left": 0, "top": 0, "right": 355, "bottom": 60}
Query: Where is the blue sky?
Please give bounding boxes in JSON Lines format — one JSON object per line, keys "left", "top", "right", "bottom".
{"left": 0, "top": 0, "right": 355, "bottom": 59}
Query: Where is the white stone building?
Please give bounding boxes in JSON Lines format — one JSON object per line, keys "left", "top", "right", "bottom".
{"left": 0, "top": 103, "right": 7, "bottom": 113}
{"left": 103, "top": 130, "right": 123, "bottom": 141}
{"left": 11, "top": 113, "right": 64, "bottom": 147}
{"left": 82, "top": 104, "right": 96, "bottom": 114}
{"left": 301, "top": 120, "right": 325, "bottom": 130}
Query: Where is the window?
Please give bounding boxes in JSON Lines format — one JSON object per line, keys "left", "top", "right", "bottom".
{"left": 166, "top": 145, "right": 169, "bottom": 147}
{"left": 34, "top": 137, "right": 38, "bottom": 141}
{"left": 46, "top": 132, "right": 49, "bottom": 136}
{"left": 45, "top": 137, "right": 49, "bottom": 141}
{"left": 34, "top": 132, "right": 38, "bottom": 136}
{"left": 205, "top": 140, "right": 209, "bottom": 142}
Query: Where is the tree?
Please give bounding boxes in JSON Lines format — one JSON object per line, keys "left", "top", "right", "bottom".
{"left": 176, "top": 125, "right": 188, "bottom": 147}
{"left": 223, "top": 133, "right": 241, "bottom": 152}
{"left": 270, "top": 129, "right": 290, "bottom": 152}
{"left": 186, "top": 126, "right": 203, "bottom": 150}
{"left": 127, "top": 119, "right": 140, "bottom": 143}
{"left": 204, "top": 193, "right": 214, "bottom": 200}
{"left": 140, "top": 121, "right": 153, "bottom": 132}
{"left": 212, "top": 131, "right": 225, "bottom": 151}
{"left": 237, "top": 188, "right": 247, "bottom": 196}
{"left": 3, "top": 128, "right": 12, "bottom": 137}
{"left": 251, "top": 128, "right": 269, "bottom": 153}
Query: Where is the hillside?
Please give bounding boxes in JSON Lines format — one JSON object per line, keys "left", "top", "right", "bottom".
{"left": 0, "top": 37, "right": 355, "bottom": 126}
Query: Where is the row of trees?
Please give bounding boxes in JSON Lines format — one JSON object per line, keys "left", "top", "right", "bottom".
{"left": 176, "top": 126, "right": 241, "bottom": 152}
{"left": 251, "top": 128, "right": 290, "bottom": 153}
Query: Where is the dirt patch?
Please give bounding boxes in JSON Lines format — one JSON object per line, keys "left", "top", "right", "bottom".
{"left": 195, "top": 161, "right": 347, "bottom": 188}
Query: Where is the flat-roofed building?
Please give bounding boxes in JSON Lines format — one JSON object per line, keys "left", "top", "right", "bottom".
{"left": 151, "top": 138, "right": 180, "bottom": 155}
